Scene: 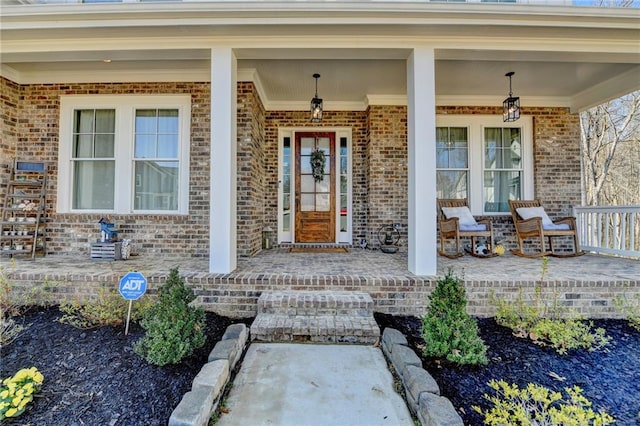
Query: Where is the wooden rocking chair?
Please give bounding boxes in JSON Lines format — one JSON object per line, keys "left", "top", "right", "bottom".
{"left": 508, "top": 199, "right": 584, "bottom": 258}
{"left": 437, "top": 199, "right": 495, "bottom": 258}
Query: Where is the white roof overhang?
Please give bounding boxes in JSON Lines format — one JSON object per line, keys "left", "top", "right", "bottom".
{"left": 1, "top": 2, "right": 639, "bottom": 112}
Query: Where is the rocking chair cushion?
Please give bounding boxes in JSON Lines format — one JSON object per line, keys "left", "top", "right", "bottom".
{"left": 460, "top": 224, "right": 488, "bottom": 232}
{"left": 543, "top": 223, "right": 571, "bottom": 231}
{"left": 516, "top": 206, "right": 554, "bottom": 227}
{"left": 441, "top": 206, "right": 477, "bottom": 227}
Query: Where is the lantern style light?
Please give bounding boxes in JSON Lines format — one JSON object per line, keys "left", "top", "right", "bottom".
{"left": 503, "top": 71, "right": 520, "bottom": 122}
{"left": 310, "top": 73, "right": 323, "bottom": 122}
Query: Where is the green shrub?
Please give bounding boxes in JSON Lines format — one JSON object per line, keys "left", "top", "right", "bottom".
{"left": 473, "top": 379, "right": 615, "bottom": 426}
{"left": 494, "top": 258, "right": 610, "bottom": 355}
{"left": 134, "top": 268, "right": 205, "bottom": 366}
{"left": 421, "top": 270, "right": 488, "bottom": 365}
{"left": 613, "top": 294, "right": 640, "bottom": 332}
{"left": 59, "top": 286, "right": 152, "bottom": 329}
{"left": 1, "top": 264, "right": 26, "bottom": 346}
{"left": 530, "top": 318, "right": 610, "bottom": 355}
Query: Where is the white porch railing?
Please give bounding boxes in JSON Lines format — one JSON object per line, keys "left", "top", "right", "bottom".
{"left": 573, "top": 205, "right": 640, "bottom": 259}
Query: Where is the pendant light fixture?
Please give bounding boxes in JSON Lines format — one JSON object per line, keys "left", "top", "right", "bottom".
{"left": 310, "top": 73, "right": 323, "bottom": 122}
{"left": 502, "top": 71, "right": 520, "bottom": 122}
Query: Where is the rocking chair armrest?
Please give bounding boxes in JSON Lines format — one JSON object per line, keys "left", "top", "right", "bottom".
{"left": 476, "top": 218, "right": 493, "bottom": 230}
{"left": 554, "top": 217, "right": 577, "bottom": 229}
{"left": 514, "top": 217, "right": 543, "bottom": 234}
{"left": 439, "top": 217, "right": 459, "bottom": 233}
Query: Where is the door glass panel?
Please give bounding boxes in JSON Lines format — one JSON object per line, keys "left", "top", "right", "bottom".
{"left": 301, "top": 175, "right": 315, "bottom": 192}
{"left": 317, "top": 137, "right": 330, "bottom": 154}
{"left": 316, "top": 194, "right": 330, "bottom": 211}
{"left": 300, "top": 156, "right": 312, "bottom": 174}
{"left": 282, "top": 137, "right": 291, "bottom": 233}
{"left": 300, "top": 138, "right": 314, "bottom": 155}
{"left": 300, "top": 194, "right": 314, "bottom": 211}
{"left": 316, "top": 179, "right": 330, "bottom": 193}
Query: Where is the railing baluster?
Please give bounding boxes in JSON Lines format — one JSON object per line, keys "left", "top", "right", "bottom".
{"left": 572, "top": 205, "right": 640, "bottom": 259}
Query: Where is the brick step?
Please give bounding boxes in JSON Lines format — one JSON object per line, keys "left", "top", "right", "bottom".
{"left": 250, "top": 314, "right": 380, "bottom": 344}
{"left": 257, "top": 290, "right": 374, "bottom": 317}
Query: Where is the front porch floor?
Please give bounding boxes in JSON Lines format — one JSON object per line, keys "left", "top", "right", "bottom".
{"left": 2, "top": 249, "right": 638, "bottom": 318}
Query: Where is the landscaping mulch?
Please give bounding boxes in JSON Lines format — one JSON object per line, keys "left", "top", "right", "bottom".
{"left": 3, "top": 308, "right": 639, "bottom": 425}
{"left": 376, "top": 313, "right": 640, "bottom": 425}
{"left": 1, "top": 307, "right": 252, "bottom": 426}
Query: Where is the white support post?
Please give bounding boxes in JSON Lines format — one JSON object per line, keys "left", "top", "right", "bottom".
{"left": 209, "top": 48, "right": 237, "bottom": 273}
{"left": 407, "top": 48, "right": 437, "bottom": 276}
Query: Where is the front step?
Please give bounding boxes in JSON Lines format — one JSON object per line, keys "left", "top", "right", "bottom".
{"left": 250, "top": 291, "right": 380, "bottom": 344}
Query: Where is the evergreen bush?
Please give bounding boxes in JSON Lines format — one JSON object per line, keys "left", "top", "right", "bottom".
{"left": 134, "top": 268, "right": 205, "bottom": 366}
{"left": 421, "top": 270, "right": 488, "bottom": 365}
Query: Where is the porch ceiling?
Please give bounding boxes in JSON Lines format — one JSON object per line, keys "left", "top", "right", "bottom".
{"left": 1, "top": 3, "right": 639, "bottom": 111}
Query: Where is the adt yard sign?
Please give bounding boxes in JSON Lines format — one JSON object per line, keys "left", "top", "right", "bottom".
{"left": 119, "top": 272, "right": 147, "bottom": 300}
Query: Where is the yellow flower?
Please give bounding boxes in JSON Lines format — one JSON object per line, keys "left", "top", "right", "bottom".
{"left": 493, "top": 244, "right": 505, "bottom": 255}
{"left": 12, "top": 396, "right": 22, "bottom": 406}
{"left": 33, "top": 372, "right": 44, "bottom": 384}
{"left": 4, "top": 407, "right": 18, "bottom": 417}
{"left": 14, "top": 370, "right": 28, "bottom": 381}
{"left": 0, "top": 389, "right": 8, "bottom": 399}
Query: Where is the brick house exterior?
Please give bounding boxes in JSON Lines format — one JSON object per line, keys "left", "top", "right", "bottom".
{"left": 1, "top": 2, "right": 638, "bottom": 276}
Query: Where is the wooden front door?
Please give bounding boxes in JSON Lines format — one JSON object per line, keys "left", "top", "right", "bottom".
{"left": 295, "top": 132, "right": 335, "bottom": 243}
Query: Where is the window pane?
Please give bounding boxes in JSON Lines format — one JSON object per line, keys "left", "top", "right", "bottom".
{"left": 484, "top": 171, "right": 521, "bottom": 213}
{"left": 157, "top": 109, "right": 179, "bottom": 133}
{"left": 73, "top": 161, "right": 115, "bottom": 209}
{"left": 300, "top": 194, "right": 314, "bottom": 211}
{"left": 74, "top": 110, "right": 94, "bottom": 134}
{"left": 300, "top": 156, "right": 312, "bottom": 174}
{"left": 316, "top": 179, "right": 330, "bottom": 193}
{"left": 135, "top": 109, "right": 157, "bottom": 134}
{"left": 300, "top": 137, "right": 314, "bottom": 155}
{"left": 95, "top": 110, "right": 115, "bottom": 134}
{"left": 340, "top": 157, "right": 347, "bottom": 174}
{"left": 73, "top": 135, "right": 93, "bottom": 158}
{"left": 485, "top": 128, "right": 521, "bottom": 169}
{"left": 157, "top": 134, "right": 178, "bottom": 158}
{"left": 134, "top": 161, "right": 178, "bottom": 211}
{"left": 94, "top": 134, "right": 114, "bottom": 158}
{"left": 316, "top": 194, "right": 330, "bottom": 211}
{"left": 135, "top": 135, "right": 156, "bottom": 158}
{"left": 437, "top": 171, "right": 468, "bottom": 199}
{"left": 301, "top": 175, "right": 315, "bottom": 192}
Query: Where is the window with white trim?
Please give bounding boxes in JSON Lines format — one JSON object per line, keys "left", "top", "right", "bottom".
{"left": 58, "top": 95, "right": 191, "bottom": 214}
{"left": 436, "top": 115, "right": 533, "bottom": 215}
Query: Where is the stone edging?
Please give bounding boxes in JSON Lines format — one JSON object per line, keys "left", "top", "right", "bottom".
{"left": 168, "top": 323, "right": 248, "bottom": 426}
{"left": 381, "top": 328, "right": 464, "bottom": 426}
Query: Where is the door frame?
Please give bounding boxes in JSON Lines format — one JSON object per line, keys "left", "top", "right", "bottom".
{"left": 277, "top": 127, "right": 352, "bottom": 245}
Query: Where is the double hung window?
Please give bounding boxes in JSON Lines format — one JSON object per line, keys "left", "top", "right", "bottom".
{"left": 58, "top": 95, "right": 190, "bottom": 214}
{"left": 436, "top": 115, "right": 532, "bottom": 214}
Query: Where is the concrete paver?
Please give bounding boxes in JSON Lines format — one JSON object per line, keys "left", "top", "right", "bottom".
{"left": 216, "top": 343, "right": 413, "bottom": 426}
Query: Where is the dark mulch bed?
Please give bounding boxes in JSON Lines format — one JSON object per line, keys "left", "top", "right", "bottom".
{"left": 1, "top": 307, "right": 253, "bottom": 426}
{"left": 4, "top": 308, "right": 639, "bottom": 425}
{"left": 376, "top": 313, "right": 640, "bottom": 425}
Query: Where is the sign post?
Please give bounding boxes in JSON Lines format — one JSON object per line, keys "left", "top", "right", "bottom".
{"left": 119, "top": 271, "right": 147, "bottom": 335}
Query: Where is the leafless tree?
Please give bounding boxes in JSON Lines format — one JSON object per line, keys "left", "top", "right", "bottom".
{"left": 580, "top": 91, "right": 640, "bottom": 206}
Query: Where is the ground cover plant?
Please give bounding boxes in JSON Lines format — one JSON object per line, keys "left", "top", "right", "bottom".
{"left": 377, "top": 313, "right": 640, "bottom": 425}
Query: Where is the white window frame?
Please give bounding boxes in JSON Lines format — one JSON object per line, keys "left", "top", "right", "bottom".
{"left": 58, "top": 95, "right": 191, "bottom": 215}
{"left": 436, "top": 114, "right": 533, "bottom": 215}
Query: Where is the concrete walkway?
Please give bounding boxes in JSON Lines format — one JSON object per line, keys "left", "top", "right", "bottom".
{"left": 216, "top": 343, "right": 413, "bottom": 426}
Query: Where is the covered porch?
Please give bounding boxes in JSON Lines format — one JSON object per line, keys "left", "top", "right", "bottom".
{"left": 3, "top": 250, "right": 638, "bottom": 318}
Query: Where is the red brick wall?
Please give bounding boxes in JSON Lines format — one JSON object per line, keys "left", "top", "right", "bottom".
{"left": 5, "top": 81, "right": 212, "bottom": 256}
{"left": 367, "top": 105, "right": 408, "bottom": 247}
{"left": 1, "top": 75, "right": 582, "bottom": 257}
{"left": 237, "top": 82, "right": 266, "bottom": 256}
{"left": 1, "top": 77, "right": 20, "bottom": 208}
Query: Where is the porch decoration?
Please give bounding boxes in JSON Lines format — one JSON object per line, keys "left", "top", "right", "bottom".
{"left": 310, "top": 73, "right": 323, "bottom": 122}
{"left": 502, "top": 71, "right": 520, "bottom": 122}
{"left": 377, "top": 224, "right": 401, "bottom": 254}
{"left": 310, "top": 149, "right": 326, "bottom": 182}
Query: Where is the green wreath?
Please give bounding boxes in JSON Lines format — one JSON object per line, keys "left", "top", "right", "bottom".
{"left": 310, "top": 149, "right": 326, "bottom": 182}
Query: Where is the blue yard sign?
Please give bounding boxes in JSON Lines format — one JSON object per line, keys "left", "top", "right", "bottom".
{"left": 119, "top": 271, "right": 147, "bottom": 300}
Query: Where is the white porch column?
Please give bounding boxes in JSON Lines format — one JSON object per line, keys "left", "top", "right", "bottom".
{"left": 209, "top": 48, "right": 237, "bottom": 273}
{"left": 407, "top": 48, "right": 437, "bottom": 276}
